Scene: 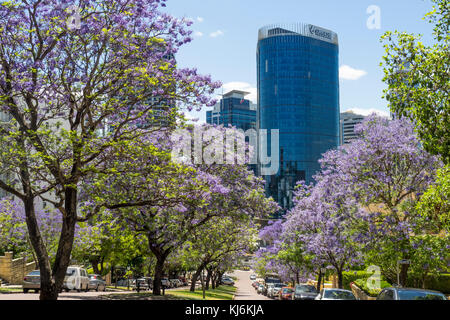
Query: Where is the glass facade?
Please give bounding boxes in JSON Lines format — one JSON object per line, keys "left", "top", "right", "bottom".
{"left": 257, "top": 23, "right": 340, "bottom": 212}
{"left": 340, "top": 111, "right": 365, "bottom": 145}
{"left": 206, "top": 91, "right": 257, "bottom": 131}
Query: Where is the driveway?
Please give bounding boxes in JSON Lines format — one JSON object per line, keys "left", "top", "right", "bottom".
{"left": 231, "top": 270, "right": 271, "bottom": 300}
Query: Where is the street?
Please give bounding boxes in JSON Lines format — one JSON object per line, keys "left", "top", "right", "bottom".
{"left": 232, "top": 270, "right": 271, "bottom": 300}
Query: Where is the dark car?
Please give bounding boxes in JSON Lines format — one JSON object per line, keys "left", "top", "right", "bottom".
{"left": 279, "top": 287, "right": 294, "bottom": 300}
{"left": 88, "top": 274, "right": 106, "bottom": 292}
{"left": 293, "top": 284, "right": 318, "bottom": 300}
{"left": 377, "top": 287, "right": 447, "bottom": 300}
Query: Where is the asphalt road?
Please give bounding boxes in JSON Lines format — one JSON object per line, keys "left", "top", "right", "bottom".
{"left": 0, "top": 285, "right": 194, "bottom": 300}
{"left": 232, "top": 270, "right": 271, "bottom": 300}
{"left": 0, "top": 290, "right": 129, "bottom": 300}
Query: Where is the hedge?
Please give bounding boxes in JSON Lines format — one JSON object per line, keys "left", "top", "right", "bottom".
{"left": 342, "top": 271, "right": 372, "bottom": 290}
{"left": 354, "top": 278, "right": 392, "bottom": 297}
{"left": 407, "top": 274, "right": 450, "bottom": 294}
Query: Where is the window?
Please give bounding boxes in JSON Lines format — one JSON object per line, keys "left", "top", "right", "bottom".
{"left": 265, "top": 59, "right": 268, "bottom": 73}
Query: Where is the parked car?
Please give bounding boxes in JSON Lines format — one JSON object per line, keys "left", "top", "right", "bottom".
{"left": 266, "top": 283, "right": 275, "bottom": 298}
{"left": 279, "top": 287, "right": 294, "bottom": 300}
{"left": 222, "top": 277, "right": 235, "bottom": 286}
{"left": 271, "top": 283, "right": 285, "bottom": 298}
{"left": 250, "top": 274, "right": 256, "bottom": 281}
{"left": 315, "top": 288, "right": 357, "bottom": 300}
{"left": 178, "top": 277, "right": 188, "bottom": 286}
{"left": 88, "top": 274, "right": 106, "bottom": 292}
{"left": 23, "top": 270, "right": 41, "bottom": 293}
{"left": 63, "top": 266, "right": 89, "bottom": 292}
{"left": 377, "top": 287, "right": 447, "bottom": 300}
{"left": 257, "top": 283, "right": 266, "bottom": 294}
{"left": 170, "top": 279, "right": 182, "bottom": 288}
{"left": 161, "top": 278, "right": 171, "bottom": 288}
{"left": 292, "top": 284, "right": 318, "bottom": 300}
{"left": 132, "top": 277, "right": 152, "bottom": 291}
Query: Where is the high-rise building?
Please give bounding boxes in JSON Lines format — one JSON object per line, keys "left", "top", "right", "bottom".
{"left": 206, "top": 90, "right": 257, "bottom": 131}
{"left": 257, "top": 23, "right": 340, "bottom": 211}
{"left": 340, "top": 111, "right": 365, "bottom": 145}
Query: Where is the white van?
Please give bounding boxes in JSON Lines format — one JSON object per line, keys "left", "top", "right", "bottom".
{"left": 63, "top": 266, "right": 90, "bottom": 292}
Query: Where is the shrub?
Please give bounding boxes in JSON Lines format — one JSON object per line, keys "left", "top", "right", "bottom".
{"left": 407, "top": 274, "right": 450, "bottom": 294}
{"left": 353, "top": 278, "right": 391, "bottom": 297}
{"left": 342, "top": 271, "right": 371, "bottom": 290}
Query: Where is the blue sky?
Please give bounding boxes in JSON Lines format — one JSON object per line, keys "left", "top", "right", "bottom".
{"left": 163, "top": 0, "right": 436, "bottom": 122}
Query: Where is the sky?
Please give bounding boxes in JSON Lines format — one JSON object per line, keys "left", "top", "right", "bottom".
{"left": 162, "top": 0, "right": 436, "bottom": 122}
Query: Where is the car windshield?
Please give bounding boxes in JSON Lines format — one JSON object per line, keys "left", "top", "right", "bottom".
{"left": 28, "top": 270, "right": 40, "bottom": 276}
{"left": 397, "top": 290, "right": 445, "bottom": 300}
{"left": 323, "top": 290, "right": 356, "bottom": 300}
{"left": 296, "top": 285, "right": 317, "bottom": 293}
{"left": 274, "top": 283, "right": 284, "bottom": 288}
{"left": 66, "top": 268, "right": 75, "bottom": 276}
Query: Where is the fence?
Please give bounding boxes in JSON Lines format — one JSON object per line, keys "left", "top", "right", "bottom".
{"left": 0, "top": 252, "right": 37, "bottom": 285}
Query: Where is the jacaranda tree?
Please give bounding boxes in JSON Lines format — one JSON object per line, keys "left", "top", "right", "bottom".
{"left": 0, "top": 0, "right": 219, "bottom": 299}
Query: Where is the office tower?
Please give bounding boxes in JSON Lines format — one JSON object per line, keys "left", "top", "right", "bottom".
{"left": 340, "top": 111, "right": 365, "bottom": 145}
{"left": 206, "top": 90, "right": 257, "bottom": 131}
{"left": 257, "top": 23, "right": 340, "bottom": 211}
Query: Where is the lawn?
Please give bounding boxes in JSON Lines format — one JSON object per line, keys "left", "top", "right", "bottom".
{"left": 100, "top": 285, "right": 236, "bottom": 300}
{"left": 0, "top": 287, "right": 22, "bottom": 293}
{"left": 169, "top": 285, "right": 236, "bottom": 300}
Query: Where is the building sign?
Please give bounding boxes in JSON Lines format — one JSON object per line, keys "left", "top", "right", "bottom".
{"left": 308, "top": 25, "right": 333, "bottom": 41}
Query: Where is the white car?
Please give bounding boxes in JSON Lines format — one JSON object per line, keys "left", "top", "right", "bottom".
{"left": 63, "top": 266, "right": 90, "bottom": 292}
{"left": 266, "top": 283, "right": 275, "bottom": 298}
{"left": 315, "top": 288, "right": 357, "bottom": 300}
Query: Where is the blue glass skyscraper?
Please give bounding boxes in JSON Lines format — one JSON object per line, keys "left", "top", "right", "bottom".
{"left": 257, "top": 23, "right": 340, "bottom": 211}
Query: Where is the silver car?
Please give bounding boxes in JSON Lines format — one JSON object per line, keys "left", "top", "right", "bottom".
{"left": 23, "top": 270, "right": 41, "bottom": 293}
{"left": 88, "top": 274, "right": 107, "bottom": 292}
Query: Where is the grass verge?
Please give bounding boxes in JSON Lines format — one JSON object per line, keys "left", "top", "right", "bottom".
{"left": 100, "top": 285, "right": 236, "bottom": 300}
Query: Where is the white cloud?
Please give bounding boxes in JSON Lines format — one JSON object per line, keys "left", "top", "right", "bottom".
{"left": 339, "top": 65, "right": 368, "bottom": 80}
{"left": 196, "top": 17, "right": 204, "bottom": 23}
{"left": 344, "top": 108, "right": 390, "bottom": 118}
{"left": 218, "top": 82, "right": 257, "bottom": 104}
{"left": 193, "top": 31, "right": 203, "bottom": 37}
{"left": 210, "top": 30, "right": 224, "bottom": 38}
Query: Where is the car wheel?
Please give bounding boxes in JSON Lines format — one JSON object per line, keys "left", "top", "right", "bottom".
{"left": 103, "top": 285, "right": 106, "bottom": 292}
{"left": 35, "top": 289, "right": 39, "bottom": 293}
{"left": 23, "top": 289, "right": 29, "bottom": 294}
{"left": 96, "top": 285, "right": 99, "bottom": 292}
{"left": 85, "top": 284, "right": 89, "bottom": 292}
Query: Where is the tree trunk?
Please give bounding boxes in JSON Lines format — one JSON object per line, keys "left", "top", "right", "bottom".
{"left": 205, "top": 268, "right": 211, "bottom": 290}
{"left": 190, "top": 265, "right": 204, "bottom": 292}
{"left": 46, "top": 187, "right": 78, "bottom": 300}
{"left": 337, "top": 270, "right": 343, "bottom": 289}
{"left": 91, "top": 259, "right": 100, "bottom": 275}
{"left": 211, "top": 272, "right": 217, "bottom": 289}
{"left": 316, "top": 270, "right": 323, "bottom": 292}
{"left": 400, "top": 264, "right": 409, "bottom": 287}
{"left": 22, "top": 196, "right": 60, "bottom": 300}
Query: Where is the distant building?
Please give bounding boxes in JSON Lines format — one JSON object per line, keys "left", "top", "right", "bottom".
{"left": 206, "top": 90, "right": 257, "bottom": 131}
{"left": 340, "top": 111, "right": 365, "bottom": 145}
